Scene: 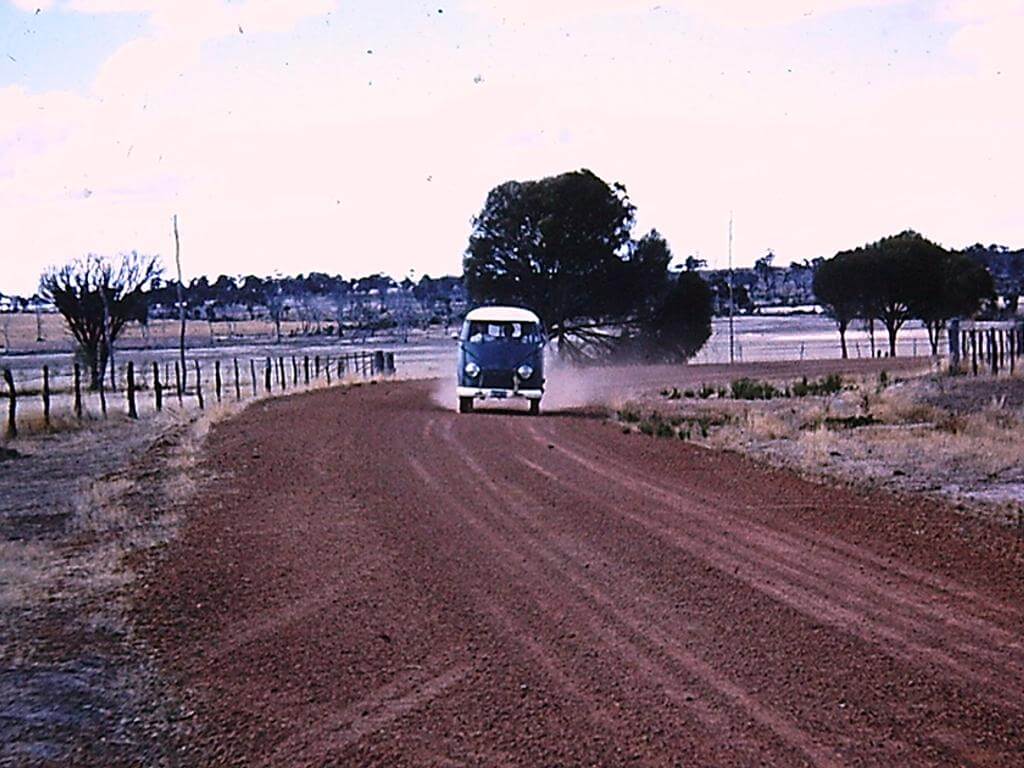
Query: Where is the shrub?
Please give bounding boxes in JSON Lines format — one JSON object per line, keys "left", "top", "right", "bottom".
{"left": 617, "top": 404, "right": 642, "bottom": 423}
{"left": 791, "top": 374, "right": 843, "bottom": 397}
{"left": 730, "top": 378, "right": 779, "bottom": 400}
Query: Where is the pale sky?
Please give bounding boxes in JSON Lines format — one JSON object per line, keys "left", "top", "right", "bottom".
{"left": 1, "top": 0, "right": 1021, "bottom": 295}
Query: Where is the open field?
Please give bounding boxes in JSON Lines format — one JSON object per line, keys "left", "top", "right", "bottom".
{"left": 3, "top": 357, "right": 1022, "bottom": 766}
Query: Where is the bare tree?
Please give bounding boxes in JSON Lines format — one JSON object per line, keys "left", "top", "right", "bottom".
{"left": 40, "top": 253, "right": 161, "bottom": 389}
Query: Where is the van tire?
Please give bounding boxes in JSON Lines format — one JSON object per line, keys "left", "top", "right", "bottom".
{"left": 529, "top": 399, "right": 540, "bottom": 416}
{"left": 458, "top": 396, "right": 474, "bottom": 414}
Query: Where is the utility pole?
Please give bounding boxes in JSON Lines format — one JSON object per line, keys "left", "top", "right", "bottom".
{"left": 174, "top": 215, "right": 187, "bottom": 392}
{"left": 728, "top": 213, "right": 735, "bottom": 365}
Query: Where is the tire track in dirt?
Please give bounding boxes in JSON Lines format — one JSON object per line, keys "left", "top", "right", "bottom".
{"left": 427, "top": 419, "right": 846, "bottom": 767}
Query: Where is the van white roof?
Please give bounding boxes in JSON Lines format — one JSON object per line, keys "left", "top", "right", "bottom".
{"left": 465, "top": 306, "right": 541, "bottom": 324}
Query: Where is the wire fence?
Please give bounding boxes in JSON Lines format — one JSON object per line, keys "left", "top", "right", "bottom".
{"left": 1, "top": 349, "right": 396, "bottom": 439}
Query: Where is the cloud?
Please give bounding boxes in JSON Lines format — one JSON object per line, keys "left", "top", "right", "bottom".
{"left": 939, "top": 0, "right": 1024, "bottom": 73}
{"left": 458, "top": 0, "right": 905, "bottom": 27}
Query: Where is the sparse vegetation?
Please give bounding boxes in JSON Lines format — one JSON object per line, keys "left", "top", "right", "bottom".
{"left": 619, "top": 369, "right": 1024, "bottom": 524}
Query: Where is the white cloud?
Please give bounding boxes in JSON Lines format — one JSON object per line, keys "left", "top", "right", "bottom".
{"left": 458, "top": 0, "right": 905, "bottom": 27}
{"left": 940, "top": 0, "right": 1024, "bottom": 73}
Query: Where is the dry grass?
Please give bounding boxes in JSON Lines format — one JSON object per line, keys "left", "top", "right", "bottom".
{"left": 621, "top": 371, "right": 1024, "bottom": 524}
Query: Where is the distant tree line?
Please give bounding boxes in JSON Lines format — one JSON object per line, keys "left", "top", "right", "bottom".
{"left": 813, "top": 231, "right": 994, "bottom": 358}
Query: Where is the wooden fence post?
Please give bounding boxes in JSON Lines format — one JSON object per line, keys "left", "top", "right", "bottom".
{"left": 326, "top": 359, "right": 332, "bottom": 386}
{"left": 42, "top": 365, "right": 51, "bottom": 428}
{"left": 98, "top": 373, "right": 107, "bottom": 418}
{"left": 1010, "top": 331, "right": 1016, "bottom": 376}
{"left": 74, "top": 364, "right": 83, "bottom": 419}
{"left": 374, "top": 350, "right": 385, "bottom": 376}
{"left": 386, "top": 352, "right": 395, "bottom": 375}
{"left": 215, "top": 360, "right": 223, "bottom": 403}
{"left": 3, "top": 368, "right": 16, "bottom": 439}
{"left": 127, "top": 361, "right": 138, "bottom": 419}
{"left": 279, "top": 357, "right": 287, "bottom": 391}
{"left": 292, "top": 356, "right": 298, "bottom": 385}
{"left": 250, "top": 359, "right": 257, "bottom": 397}
{"left": 315, "top": 355, "right": 321, "bottom": 379}
{"left": 336, "top": 357, "right": 343, "bottom": 379}
{"left": 990, "top": 329, "right": 998, "bottom": 376}
{"left": 154, "top": 362, "right": 163, "bottom": 412}
{"left": 194, "top": 360, "right": 205, "bottom": 410}
{"left": 265, "top": 358, "right": 272, "bottom": 393}
{"left": 304, "top": 355, "right": 310, "bottom": 385}
{"left": 234, "top": 358, "right": 242, "bottom": 401}
{"left": 175, "top": 361, "right": 183, "bottom": 404}
{"left": 971, "top": 330, "right": 978, "bottom": 376}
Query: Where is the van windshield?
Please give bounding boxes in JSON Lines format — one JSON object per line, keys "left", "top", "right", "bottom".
{"left": 465, "top": 321, "right": 541, "bottom": 344}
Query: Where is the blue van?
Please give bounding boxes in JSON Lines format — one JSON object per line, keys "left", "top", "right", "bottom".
{"left": 456, "top": 306, "right": 545, "bottom": 414}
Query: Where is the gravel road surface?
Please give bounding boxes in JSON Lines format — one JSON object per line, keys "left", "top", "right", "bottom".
{"left": 139, "top": 380, "right": 1024, "bottom": 766}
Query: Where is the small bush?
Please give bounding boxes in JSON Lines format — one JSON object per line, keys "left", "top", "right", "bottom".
{"left": 683, "top": 389, "right": 696, "bottom": 398}
{"left": 730, "top": 378, "right": 779, "bottom": 400}
{"left": 655, "top": 422, "right": 675, "bottom": 438}
{"left": 617, "top": 404, "right": 642, "bottom": 423}
{"left": 791, "top": 374, "right": 843, "bottom": 397}
{"left": 638, "top": 420, "right": 656, "bottom": 436}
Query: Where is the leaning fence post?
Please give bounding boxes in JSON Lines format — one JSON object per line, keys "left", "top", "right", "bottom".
{"left": 250, "top": 359, "right": 257, "bottom": 397}
{"left": 127, "top": 361, "right": 138, "bottom": 419}
{"left": 74, "top": 364, "right": 83, "bottom": 419}
{"left": 153, "top": 362, "right": 163, "bottom": 412}
{"left": 174, "top": 361, "right": 183, "bottom": 404}
{"left": 42, "top": 365, "right": 51, "bottom": 428}
{"left": 3, "top": 368, "right": 16, "bottom": 439}
{"left": 194, "top": 360, "right": 205, "bottom": 410}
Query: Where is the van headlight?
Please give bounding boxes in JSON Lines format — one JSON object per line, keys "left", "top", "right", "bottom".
{"left": 516, "top": 364, "right": 534, "bottom": 380}
{"left": 464, "top": 362, "right": 480, "bottom": 378}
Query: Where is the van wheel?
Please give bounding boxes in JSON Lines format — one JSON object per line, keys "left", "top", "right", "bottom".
{"left": 458, "top": 396, "right": 474, "bottom": 414}
{"left": 529, "top": 399, "right": 540, "bottom": 416}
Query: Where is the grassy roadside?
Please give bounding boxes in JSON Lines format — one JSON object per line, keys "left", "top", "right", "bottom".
{"left": 0, "top": 376, "right": 372, "bottom": 765}
{"left": 615, "top": 370, "right": 1024, "bottom": 530}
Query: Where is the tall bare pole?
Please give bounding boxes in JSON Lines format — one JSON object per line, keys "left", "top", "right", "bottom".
{"left": 174, "top": 214, "right": 187, "bottom": 392}
{"left": 728, "top": 213, "right": 735, "bottom": 365}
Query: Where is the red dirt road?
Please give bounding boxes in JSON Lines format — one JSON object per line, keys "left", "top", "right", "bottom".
{"left": 141, "top": 380, "right": 1024, "bottom": 767}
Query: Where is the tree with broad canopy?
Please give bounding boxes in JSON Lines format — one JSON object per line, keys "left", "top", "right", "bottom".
{"left": 463, "top": 169, "right": 711, "bottom": 360}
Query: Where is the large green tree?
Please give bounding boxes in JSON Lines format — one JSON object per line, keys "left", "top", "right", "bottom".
{"left": 909, "top": 250, "right": 993, "bottom": 355}
{"left": 812, "top": 250, "right": 867, "bottom": 359}
{"left": 463, "top": 169, "right": 711, "bottom": 360}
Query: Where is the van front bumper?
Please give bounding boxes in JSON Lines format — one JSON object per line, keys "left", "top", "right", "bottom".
{"left": 457, "top": 386, "right": 543, "bottom": 401}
